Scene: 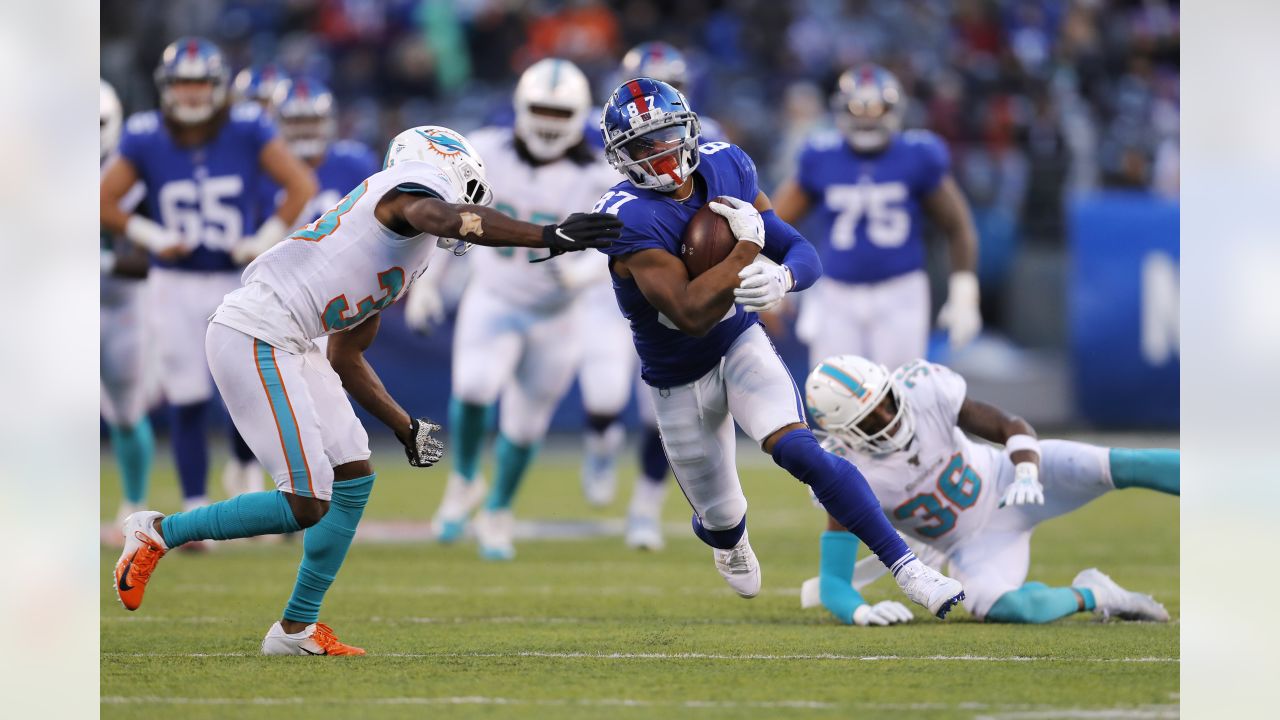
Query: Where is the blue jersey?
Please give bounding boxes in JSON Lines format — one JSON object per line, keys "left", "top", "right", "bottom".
{"left": 118, "top": 104, "right": 278, "bottom": 272}
{"left": 257, "top": 140, "right": 378, "bottom": 227}
{"left": 598, "top": 141, "right": 762, "bottom": 388}
{"left": 795, "top": 129, "right": 949, "bottom": 284}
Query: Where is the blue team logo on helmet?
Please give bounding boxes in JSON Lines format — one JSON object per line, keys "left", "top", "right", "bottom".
{"left": 620, "top": 42, "right": 689, "bottom": 91}
{"left": 233, "top": 63, "right": 288, "bottom": 108}
{"left": 601, "top": 77, "right": 702, "bottom": 192}
{"left": 154, "top": 37, "right": 230, "bottom": 124}
{"left": 832, "top": 64, "right": 905, "bottom": 153}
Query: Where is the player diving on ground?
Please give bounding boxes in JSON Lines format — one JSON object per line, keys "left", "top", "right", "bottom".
{"left": 802, "top": 355, "right": 1177, "bottom": 625}
{"left": 111, "top": 126, "right": 621, "bottom": 655}
{"left": 595, "top": 77, "right": 964, "bottom": 618}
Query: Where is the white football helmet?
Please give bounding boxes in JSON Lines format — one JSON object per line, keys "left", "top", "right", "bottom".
{"left": 101, "top": 79, "right": 123, "bottom": 160}
{"left": 513, "top": 58, "right": 592, "bottom": 161}
{"left": 384, "top": 125, "right": 493, "bottom": 255}
{"left": 805, "top": 355, "right": 914, "bottom": 455}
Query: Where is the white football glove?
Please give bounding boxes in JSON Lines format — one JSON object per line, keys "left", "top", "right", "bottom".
{"left": 124, "top": 215, "right": 184, "bottom": 256}
{"left": 936, "top": 271, "right": 982, "bottom": 350}
{"left": 231, "top": 216, "right": 289, "bottom": 265}
{"left": 999, "top": 462, "right": 1045, "bottom": 508}
{"left": 734, "top": 260, "right": 792, "bottom": 313}
{"left": 404, "top": 280, "right": 446, "bottom": 335}
{"left": 707, "top": 196, "right": 764, "bottom": 248}
{"left": 853, "top": 600, "right": 915, "bottom": 627}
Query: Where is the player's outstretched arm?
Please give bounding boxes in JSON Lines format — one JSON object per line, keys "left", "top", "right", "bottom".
{"left": 260, "top": 137, "right": 319, "bottom": 230}
{"left": 770, "top": 177, "right": 813, "bottom": 224}
{"left": 957, "top": 397, "right": 1044, "bottom": 507}
{"left": 390, "top": 194, "right": 621, "bottom": 253}
{"left": 327, "top": 314, "right": 443, "bottom": 467}
{"left": 100, "top": 156, "right": 187, "bottom": 261}
{"left": 618, "top": 242, "right": 761, "bottom": 337}
{"left": 924, "top": 176, "right": 982, "bottom": 349}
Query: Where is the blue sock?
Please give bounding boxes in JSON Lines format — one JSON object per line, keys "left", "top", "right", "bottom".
{"left": 109, "top": 418, "right": 154, "bottom": 504}
{"left": 160, "top": 490, "right": 301, "bottom": 547}
{"left": 171, "top": 401, "right": 210, "bottom": 501}
{"left": 229, "top": 423, "right": 255, "bottom": 463}
{"left": 771, "top": 429, "right": 912, "bottom": 570}
{"left": 449, "top": 398, "right": 492, "bottom": 482}
{"left": 640, "top": 425, "right": 669, "bottom": 483}
{"left": 1110, "top": 448, "right": 1179, "bottom": 495}
{"left": 985, "top": 583, "right": 1096, "bottom": 624}
{"left": 284, "top": 474, "right": 375, "bottom": 624}
{"left": 818, "top": 531, "right": 866, "bottom": 625}
{"left": 691, "top": 513, "right": 746, "bottom": 549}
{"left": 485, "top": 434, "right": 537, "bottom": 511}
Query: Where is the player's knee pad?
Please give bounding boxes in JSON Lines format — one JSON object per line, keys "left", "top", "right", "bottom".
{"left": 698, "top": 493, "right": 747, "bottom": 531}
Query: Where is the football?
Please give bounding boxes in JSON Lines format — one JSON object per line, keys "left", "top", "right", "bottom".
{"left": 680, "top": 196, "right": 738, "bottom": 278}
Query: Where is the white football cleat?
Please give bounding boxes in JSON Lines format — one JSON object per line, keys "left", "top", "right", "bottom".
{"left": 474, "top": 508, "right": 515, "bottom": 561}
{"left": 713, "top": 531, "right": 761, "bottom": 598}
{"left": 432, "top": 472, "right": 487, "bottom": 544}
{"left": 624, "top": 478, "right": 667, "bottom": 551}
{"left": 261, "top": 621, "right": 365, "bottom": 656}
{"left": 581, "top": 423, "right": 624, "bottom": 507}
{"left": 800, "top": 576, "right": 822, "bottom": 609}
{"left": 113, "top": 510, "right": 168, "bottom": 611}
{"left": 1072, "top": 568, "right": 1170, "bottom": 622}
{"left": 893, "top": 557, "right": 964, "bottom": 619}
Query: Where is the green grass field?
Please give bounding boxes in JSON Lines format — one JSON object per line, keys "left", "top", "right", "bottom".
{"left": 101, "top": 435, "right": 1178, "bottom": 719}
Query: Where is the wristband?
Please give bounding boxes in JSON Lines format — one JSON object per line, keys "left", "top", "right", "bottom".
{"left": 1005, "top": 433, "right": 1041, "bottom": 459}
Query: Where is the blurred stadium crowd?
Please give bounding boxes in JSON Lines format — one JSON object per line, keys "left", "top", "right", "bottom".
{"left": 101, "top": 0, "right": 1179, "bottom": 249}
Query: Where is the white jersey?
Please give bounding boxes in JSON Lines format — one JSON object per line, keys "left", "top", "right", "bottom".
{"left": 825, "top": 360, "right": 1004, "bottom": 553}
{"left": 212, "top": 160, "right": 456, "bottom": 354}
{"left": 463, "top": 127, "right": 617, "bottom": 312}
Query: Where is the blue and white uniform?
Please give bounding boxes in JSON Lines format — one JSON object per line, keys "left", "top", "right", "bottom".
{"left": 101, "top": 179, "right": 151, "bottom": 427}
{"left": 257, "top": 140, "right": 378, "bottom": 228}
{"left": 118, "top": 103, "right": 279, "bottom": 404}
{"left": 792, "top": 129, "right": 950, "bottom": 370}
{"left": 600, "top": 141, "right": 807, "bottom": 529}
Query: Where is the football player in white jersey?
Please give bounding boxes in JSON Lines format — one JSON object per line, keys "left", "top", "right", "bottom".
{"left": 405, "top": 59, "right": 621, "bottom": 560}
{"left": 101, "top": 79, "right": 156, "bottom": 523}
{"left": 111, "top": 125, "right": 620, "bottom": 655}
{"left": 802, "top": 355, "right": 1179, "bottom": 625}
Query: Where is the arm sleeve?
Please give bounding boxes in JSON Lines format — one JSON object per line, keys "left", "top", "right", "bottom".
{"left": 915, "top": 132, "right": 951, "bottom": 195}
{"left": 760, "top": 209, "right": 822, "bottom": 292}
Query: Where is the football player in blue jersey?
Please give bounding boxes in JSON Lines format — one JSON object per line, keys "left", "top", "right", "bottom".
{"left": 595, "top": 77, "right": 964, "bottom": 618}
{"left": 614, "top": 42, "right": 725, "bottom": 551}
{"left": 774, "top": 65, "right": 982, "bottom": 370}
{"left": 771, "top": 64, "right": 984, "bottom": 625}
{"left": 100, "top": 38, "right": 318, "bottom": 523}
{"left": 257, "top": 77, "right": 379, "bottom": 229}
{"left": 101, "top": 79, "right": 156, "bottom": 525}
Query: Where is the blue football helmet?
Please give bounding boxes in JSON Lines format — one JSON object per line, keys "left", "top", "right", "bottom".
{"left": 601, "top": 78, "right": 701, "bottom": 192}
{"left": 276, "top": 77, "right": 335, "bottom": 160}
{"left": 620, "top": 42, "right": 689, "bottom": 91}
{"left": 233, "top": 63, "right": 289, "bottom": 109}
{"left": 831, "top": 64, "right": 904, "bottom": 153}
{"left": 154, "top": 37, "right": 230, "bottom": 124}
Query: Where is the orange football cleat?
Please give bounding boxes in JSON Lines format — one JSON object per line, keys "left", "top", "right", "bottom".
{"left": 261, "top": 621, "right": 366, "bottom": 656}
{"left": 113, "top": 511, "right": 168, "bottom": 611}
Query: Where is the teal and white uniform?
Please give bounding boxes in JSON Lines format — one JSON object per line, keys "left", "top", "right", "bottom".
{"left": 827, "top": 360, "right": 1115, "bottom": 618}
{"left": 207, "top": 160, "right": 455, "bottom": 499}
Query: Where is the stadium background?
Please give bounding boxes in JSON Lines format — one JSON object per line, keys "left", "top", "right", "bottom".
{"left": 99, "top": 0, "right": 1180, "bottom": 431}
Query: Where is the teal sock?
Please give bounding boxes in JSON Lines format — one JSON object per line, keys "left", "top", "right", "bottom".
{"left": 485, "top": 434, "right": 538, "bottom": 511}
{"left": 160, "top": 491, "right": 300, "bottom": 547}
{"left": 985, "top": 583, "right": 1094, "bottom": 624}
{"left": 109, "top": 418, "right": 154, "bottom": 504}
{"left": 818, "top": 530, "right": 866, "bottom": 625}
{"left": 449, "top": 398, "right": 493, "bottom": 482}
{"left": 1110, "top": 448, "right": 1180, "bottom": 495}
{"left": 284, "top": 474, "right": 375, "bottom": 624}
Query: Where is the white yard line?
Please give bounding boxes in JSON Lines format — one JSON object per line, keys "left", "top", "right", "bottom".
{"left": 102, "top": 650, "right": 1178, "bottom": 663}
